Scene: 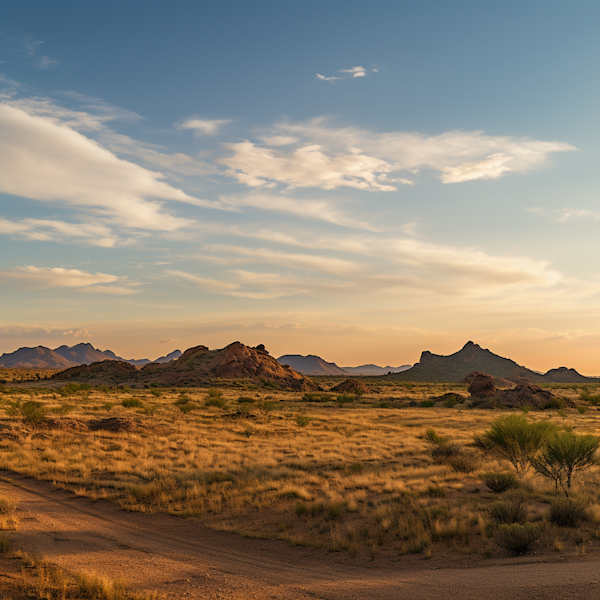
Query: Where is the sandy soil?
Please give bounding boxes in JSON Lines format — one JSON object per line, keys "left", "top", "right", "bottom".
{"left": 1, "top": 472, "right": 599, "bottom": 600}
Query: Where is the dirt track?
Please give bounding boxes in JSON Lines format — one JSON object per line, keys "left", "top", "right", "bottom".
{"left": 1, "top": 472, "right": 599, "bottom": 600}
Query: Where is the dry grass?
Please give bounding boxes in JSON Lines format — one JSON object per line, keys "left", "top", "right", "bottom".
{"left": 1, "top": 376, "right": 600, "bottom": 559}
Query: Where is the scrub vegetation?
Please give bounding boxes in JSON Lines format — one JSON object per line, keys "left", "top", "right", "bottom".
{"left": 1, "top": 375, "right": 600, "bottom": 561}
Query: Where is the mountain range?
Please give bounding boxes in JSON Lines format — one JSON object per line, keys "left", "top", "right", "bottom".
{"left": 0, "top": 343, "right": 182, "bottom": 369}
{"left": 388, "top": 341, "right": 598, "bottom": 383}
{"left": 277, "top": 354, "right": 411, "bottom": 376}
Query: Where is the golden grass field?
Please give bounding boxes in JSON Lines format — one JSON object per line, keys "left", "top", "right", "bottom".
{"left": 1, "top": 373, "right": 600, "bottom": 572}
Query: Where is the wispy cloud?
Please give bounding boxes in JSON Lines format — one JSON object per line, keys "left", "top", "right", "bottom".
{"left": 218, "top": 193, "right": 378, "bottom": 229}
{"left": 0, "top": 103, "right": 209, "bottom": 231}
{"left": 177, "top": 117, "right": 231, "bottom": 135}
{"left": 0, "top": 266, "right": 122, "bottom": 290}
{"left": 527, "top": 207, "right": 599, "bottom": 223}
{"left": 316, "top": 65, "right": 375, "bottom": 82}
{"left": 37, "top": 56, "right": 60, "bottom": 69}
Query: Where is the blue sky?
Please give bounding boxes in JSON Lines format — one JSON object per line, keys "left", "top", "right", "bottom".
{"left": 1, "top": 1, "right": 599, "bottom": 371}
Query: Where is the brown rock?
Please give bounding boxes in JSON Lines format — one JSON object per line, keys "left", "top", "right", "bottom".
{"left": 331, "top": 378, "right": 371, "bottom": 394}
{"left": 467, "top": 372, "right": 497, "bottom": 398}
{"left": 462, "top": 371, "right": 515, "bottom": 388}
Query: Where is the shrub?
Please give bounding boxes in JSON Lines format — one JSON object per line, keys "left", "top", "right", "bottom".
{"left": 423, "top": 428, "right": 448, "bottom": 446}
{"left": 295, "top": 502, "right": 308, "bottom": 516}
{"left": 577, "top": 406, "right": 588, "bottom": 414}
{"left": 586, "top": 394, "right": 600, "bottom": 406}
{"left": 20, "top": 400, "right": 47, "bottom": 423}
{"left": 296, "top": 414, "right": 311, "bottom": 427}
{"left": 122, "top": 398, "right": 143, "bottom": 408}
{"left": 483, "top": 471, "right": 517, "bottom": 493}
{"left": 475, "top": 414, "right": 558, "bottom": 477}
{"left": 237, "top": 396, "right": 255, "bottom": 403}
{"left": 326, "top": 503, "right": 343, "bottom": 520}
{"left": 429, "top": 442, "right": 463, "bottom": 464}
{"left": 532, "top": 431, "right": 600, "bottom": 495}
{"left": 206, "top": 394, "right": 227, "bottom": 408}
{"left": 420, "top": 399, "right": 435, "bottom": 407}
{"left": 443, "top": 395, "right": 458, "bottom": 408}
{"left": 336, "top": 394, "right": 356, "bottom": 404}
{"left": 543, "top": 397, "right": 566, "bottom": 410}
{"left": 495, "top": 522, "right": 541, "bottom": 555}
{"left": 302, "top": 392, "right": 333, "bottom": 402}
{"left": 549, "top": 497, "right": 588, "bottom": 527}
{"left": 448, "top": 450, "right": 480, "bottom": 473}
{"left": 490, "top": 497, "right": 527, "bottom": 524}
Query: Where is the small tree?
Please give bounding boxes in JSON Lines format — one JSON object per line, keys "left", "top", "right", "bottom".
{"left": 474, "top": 415, "right": 557, "bottom": 477}
{"left": 532, "top": 431, "right": 600, "bottom": 496}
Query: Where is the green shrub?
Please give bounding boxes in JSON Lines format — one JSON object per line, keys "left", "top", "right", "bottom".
{"left": 336, "top": 394, "right": 356, "bottom": 404}
{"left": 296, "top": 414, "right": 311, "bottom": 427}
{"left": 296, "top": 502, "right": 308, "bottom": 516}
{"left": 543, "top": 397, "right": 566, "bottom": 410}
{"left": 475, "top": 414, "right": 558, "bottom": 477}
{"left": 483, "top": 471, "right": 517, "bottom": 493}
{"left": 443, "top": 395, "right": 458, "bottom": 408}
{"left": 495, "top": 522, "right": 541, "bottom": 555}
{"left": 237, "top": 396, "right": 255, "bottom": 403}
{"left": 122, "top": 397, "right": 143, "bottom": 408}
{"left": 326, "top": 503, "right": 343, "bottom": 520}
{"left": 549, "top": 497, "right": 588, "bottom": 527}
{"left": 429, "top": 442, "right": 463, "bottom": 464}
{"left": 174, "top": 394, "right": 192, "bottom": 405}
{"left": 532, "top": 431, "right": 600, "bottom": 495}
{"left": 420, "top": 399, "right": 435, "bottom": 407}
{"left": 20, "top": 400, "right": 47, "bottom": 422}
{"left": 577, "top": 406, "right": 588, "bottom": 414}
{"left": 206, "top": 395, "right": 227, "bottom": 408}
{"left": 423, "top": 428, "right": 448, "bottom": 446}
{"left": 586, "top": 394, "right": 600, "bottom": 406}
{"left": 302, "top": 392, "right": 333, "bottom": 402}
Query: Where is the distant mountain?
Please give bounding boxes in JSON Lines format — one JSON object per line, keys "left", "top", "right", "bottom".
{"left": 277, "top": 354, "right": 349, "bottom": 376}
{"left": 389, "top": 341, "right": 598, "bottom": 383}
{"left": 0, "top": 346, "right": 77, "bottom": 369}
{"left": 53, "top": 343, "right": 118, "bottom": 365}
{"left": 342, "top": 364, "right": 412, "bottom": 376}
{"left": 0, "top": 343, "right": 182, "bottom": 369}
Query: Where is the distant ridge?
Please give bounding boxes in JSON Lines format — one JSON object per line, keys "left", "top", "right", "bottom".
{"left": 277, "top": 354, "right": 349, "bottom": 376}
{"left": 389, "top": 341, "right": 599, "bottom": 383}
{"left": 342, "top": 364, "right": 412, "bottom": 376}
{"left": 0, "top": 343, "right": 182, "bottom": 369}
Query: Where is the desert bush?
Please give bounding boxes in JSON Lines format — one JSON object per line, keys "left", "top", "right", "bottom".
{"left": 420, "top": 399, "right": 435, "bottom": 408}
{"left": 237, "top": 396, "right": 255, "bottom": 403}
{"left": 549, "top": 497, "right": 588, "bottom": 527}
{"left": 495, "top": 522, "right": 542, "bottom": 555}
{"left": 490, "top": 496, "right": 527, "bottom": 524}
{"left": 543, "top": 397, "right": 566, "bottom": 410}
{"left": 206, "top": 390, "right": 227, "bottom": 408}
{"left": 532, "top": 431, "right": 600, "bottom": 495}
{"left": 0, "top": 534, "right": 10, "bottom": 553}
{"left": 423, "top": 428, "right": 448, "bottom": 446}
{"left": 447, "top": 450, "right": 480, "bottom": 473}
{"left": 122, "top": 398, "right": 143, "bottom": 409}
{"left": 483, "top": 471, "right": 517, "bottom": 493}
{"left": 443, "top": 395, "right": 458, "bottom": 408}
{"left": 586, "top": 394, "right": 600, "bottom": 406}
{"left": 429, "top": 442, "right": 463, "bottom": 464}
{"left": 174, "top": 394, "right": 192, "bottom": 405}
{"left": 326, "top": 503, "right": 343, "bottom": 520}
{"left": 20, "top": 400, "right": 47, "bottom": 423}
{"left": 296, "top": 414, "right": 311, "bottom": 427}
{"left": 475, "top": 414, "right": 558, "bottom": 477}
{"left": 336, "top": 394, "right": 356, "bottom": 404}
{"left": 577, "top": 406, "right": 588, "bottom": 414}
{"left": 302, "top": 392, "right": 332, "bottom": 402}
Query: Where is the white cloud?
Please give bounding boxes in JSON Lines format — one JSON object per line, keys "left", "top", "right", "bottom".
{"left": 165, "top": 270, "right": 241, "bottom": 291}
{"left": 62, "top": 328, "right": 91, "bottom": 338}
{"left": 339, "top": 66, "right": 366, "bottom": 77}
{"left": 177, "top": 117, "right": 231, "bottom": 135}
{"left": 159, "top": 338, "right": 177, "bottom": 343}
{"left": 263, "top": 119, "right": 575, "bottom": 186}
{"left": 316, "top": 66, "right": 374, "bottom": 82}
{"left": 219, "top": 142, "right": 400, "bottom": 191}
{"left": 218, "top": 193, "right": 377, "bottom": 229}
{"left": 0, "top": 266, "right": 120, "bottom": 289}
{"left": 0, "top": 103, "right": 208, "bottom": 231}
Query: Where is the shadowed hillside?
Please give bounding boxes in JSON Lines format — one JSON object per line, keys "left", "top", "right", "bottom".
{"left": 388, "top": 341, "right": 598, "bottom": 383}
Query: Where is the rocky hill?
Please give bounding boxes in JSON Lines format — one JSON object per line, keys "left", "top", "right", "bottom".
{"left": 52, "top": 342, "right": 317, "bottom": 390}
{"left": 277, "top": 354, "right": 349, "bottom": 376}
{"left": 389, "top": 341, "right": 598, "bottom": 384}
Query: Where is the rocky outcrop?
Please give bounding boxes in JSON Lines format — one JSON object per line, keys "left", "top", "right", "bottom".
{"left": 462, "top": 371, "right": 515, "bottom": 389}
{"left": 49, "top": 342, "right": 317, "bottom": 390}
{"left": 330, "top": 378, "right": 371, "bottom": 394}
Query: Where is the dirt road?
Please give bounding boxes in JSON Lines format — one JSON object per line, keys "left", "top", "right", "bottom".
{"left": 1, "top": 472, "right": 599, "bottom": 599}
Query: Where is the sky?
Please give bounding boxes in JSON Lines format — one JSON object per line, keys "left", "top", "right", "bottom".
{"left": 0, "top": 1, "right": 599, "bottom": 373}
